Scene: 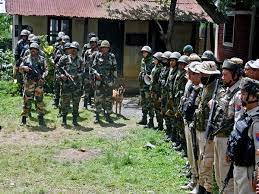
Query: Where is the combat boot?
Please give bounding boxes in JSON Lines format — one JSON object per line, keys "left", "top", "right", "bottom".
{"left": 61, "top": 115, "right": 68, "bottom": 128}
{"left": 197, "top": 185, "right": 206, "bottom": 194}
{"left": 38, "top": 115, "right": 46, "bottom": 127}
{"left": 84, "top": 97, "right": 88, "bottom": 109}
{"left": 105, "top": 113, "right": 114, "bottom": 124}
{"left": 137, "top": 114, "right": 147, "bottom": 125}
{"left": 54, "top": 99, "right": 59, "bottom": 109}
{"left": 20, "top": 116, "right": 27, "bottom": 126}
{"left": 94, "top": 112, "right": 100, "bottom": 124}
{"left": 72, "top": 115, "right": 79, "bottom": 126}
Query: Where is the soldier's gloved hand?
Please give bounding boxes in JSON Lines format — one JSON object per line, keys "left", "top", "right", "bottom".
{"left": 60, "top": 74, "right": 68, "bottom": 81}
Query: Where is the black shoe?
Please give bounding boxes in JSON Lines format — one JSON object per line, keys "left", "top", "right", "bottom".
{"left": 197, "top": 185, "right": 206, "bottom": 194}
{"left": 94, "top": 113, "right": 100, "bottom": 124}
{"left": 20, "top": 116, "right": 27, "bottom": 126}
{"left": 72, "top": 115, "right": 79, "bottom": 126}
{"left": 105, "top": 113, "right": 114, "bottom": 123}
{"left": 137, "top": 115, "right": 147, "bottom": 125}
{"left": 38, "top": 116, "right": 46, "bottom": 127}
{"left": 61, "top": 115, "right": 67, "bottom": 128}
{"left": 53, "top": 99, "right": 59, "bottom": 109}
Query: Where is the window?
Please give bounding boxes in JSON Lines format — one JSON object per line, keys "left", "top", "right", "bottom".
{"left": 223, "top": 15, "right": 235, "bottom": 47}
{"left": 125, "top": 33, "right": 147, "bottom": 46}
{"left": 48, "top": 17, "right": 72, "bottom": 44}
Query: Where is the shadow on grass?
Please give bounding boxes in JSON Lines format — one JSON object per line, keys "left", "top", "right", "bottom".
{"left": 98, "top": 121, "right": 126, "bottom": 128}
{"left": 27, "top": 125, "right": 56, "bottom": 132}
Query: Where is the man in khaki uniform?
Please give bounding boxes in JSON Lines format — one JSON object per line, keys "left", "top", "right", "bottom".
{"left": 194, "top": 61, "right": 221, "bottom": 194}
{"left": 211, "top": 59, "right": 243, "bottom": 194}
{"left": 226, "top": 77, "right": 259, "bottom": 194}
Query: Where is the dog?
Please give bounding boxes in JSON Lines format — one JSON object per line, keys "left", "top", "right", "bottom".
{"left": 112, "top": 85, "right": 125, "bottom": 115}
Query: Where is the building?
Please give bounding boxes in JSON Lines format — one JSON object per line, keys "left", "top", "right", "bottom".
{"left": 6, "top": 0, "right": 222, "bottom": 92}
{"left": 215, "top": 0, "right": 259, "bottom": 62}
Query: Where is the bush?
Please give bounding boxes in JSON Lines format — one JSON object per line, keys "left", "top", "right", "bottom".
{"left": 0, "top": 49, "right": 15, "bottom": 81}
{"left": 0, "top": 80, "right": 19, "bottom": 96}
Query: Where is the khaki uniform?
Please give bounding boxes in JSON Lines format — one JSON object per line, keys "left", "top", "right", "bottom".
{"left": 213, "top": 80, "right": 243, "bottom": 194}
{"left": 233, "top": 106, "right": 259, "bottom": 194}
{"left": 195, "top": 80, "right": 218, "bottom": 192}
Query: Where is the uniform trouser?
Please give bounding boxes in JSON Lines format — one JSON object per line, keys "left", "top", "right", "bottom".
{"left": 196, "top": 130, "right": 214, "bottom": 192}
{"left": 83, "top": 78, "right": 92, "bottom": 104}
{"left": 16, "top": 70, "right": 24, "bottom": 94}
{"left": 140, "top": 89, "right": 154, "bottom": 118}
{"left": 53, "top": 77, "right": 61, "bottom": 102}
{"left": 184, "top": 120, "right": 198, "bottom": 183}
{"left": 60, "top": 86, "right": 82, "bottom": 116}
{"left": 153, "top": 99, "right": 163, "bottom": 125}
{"left": 214, "top": 136, "right": 234, "bottom": 194}
{"left": 233, "top": 165, "right": 255, "bottom": 194}
{"left": 95, "top": 87, "right": 113, "bottom": 114}
{"left": 22, "top": 80, "right": 45, "bottom": 117}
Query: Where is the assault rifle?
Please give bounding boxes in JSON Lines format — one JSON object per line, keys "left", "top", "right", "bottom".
{"left": 220, "top": 162, "right": 234, "bottom": 194}
{"left": 205, "top": 78, "right": 220, "bottom": 140}
{"left": 26, "top": 63, "right": 43, "bottom": 81}
{"left": 59, "top": 67, "right": 76, "bottom": 86}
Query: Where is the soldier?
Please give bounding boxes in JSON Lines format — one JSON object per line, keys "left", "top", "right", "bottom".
{"left": 52, "top": 35, "right": 70, "bottom": 108}
{"left": 194, "top": 61, "right": 221, "bottom": 194}
{"left": 14, "top": 29, "right": 30, "bottom": 95}
{"left": 201, "top": 50, "right": 216, "bottom": 62}
{"left": 92, "top": 40, "right": 117, "bottom": 124}
{"left": 82, "top": 32, "right": 97, "bottom": 58}
{"left": 150, "top": 52, "right": 163, "bottom": 130}
{"left": 226, "top": 77, "right": 259, "bottom": 194}
{"left": 83, "top": 37, "right": 99, "bottom": 109}
{"left": 24, "top": 36, "right": 45, "bottom": 58}
{"left": 165, "top": 52, "right": 182, "bottom": 142}
{"left": 183, "top": 45, "right": 193, "bottom": 56}
{"left": 137, "top": 46, "right": 155, "bottom": 127}
{"left": 244, "top": 59, "right": 259, "bottom": 80}
{"left": 171, "top": 55, "right": 189, "bottom": 152}
{"left": 210, "top": 59, "right": 243, "bottom": 194}
{"left": 57, "top": 42, "right": 84, "bottom": 127}
{"left": 180, "top": 61, "right": 202, "bottom": 192}
{"left": 19, "top": 42, "right": 48, "bottom": 126}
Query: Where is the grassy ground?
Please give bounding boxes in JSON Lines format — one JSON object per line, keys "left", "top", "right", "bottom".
{"left": 0, "top": 82, "right": 188, "bottom": 193}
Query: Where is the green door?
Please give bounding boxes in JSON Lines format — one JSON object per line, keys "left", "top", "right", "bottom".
{"left": 98, "top": 20, "right": 124, "bottom": 76}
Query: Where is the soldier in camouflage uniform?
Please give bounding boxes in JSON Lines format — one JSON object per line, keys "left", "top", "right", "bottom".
{"left": 164, "top": 52, "right": 181, "bottom": 141}
{"left": 19, "top": 43, "right": 48, "bottom": 126}
{"left": 14, "top": 29, "right": 30, "bottom": 96}
{"left": 24, "top": 36, "right": 46, "bottom": 58}
{"left": 92, "top": 40, "right": 117, "bottom": 124}
{"left": 194, "top": 61, "right": 221, "bottom": 194}
{"left": 52, "top": 35, "right": 70, "bottom": 108}
{"left": 171, "top": 55, "right": 189, "bottom": 152}
{"left": 57, "top": 42, "right": 84, "bottom": 127}
{"left": 149, "top": 52, "right": 163, "bottom": 130}
{"left": 83, "top": 37, "right": 99, "bottom": 109}
{"left": 82, "top": 32, "right": 97, "bottom": 58}
{"left": 137, "top": 46, "right": 155, "bottom": 127}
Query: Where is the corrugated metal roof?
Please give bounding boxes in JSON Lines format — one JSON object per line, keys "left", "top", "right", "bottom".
{"left": 6, "top": 0, "right": 213, "bottom": 22}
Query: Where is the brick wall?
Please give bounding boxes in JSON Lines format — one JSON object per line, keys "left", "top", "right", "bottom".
{"left": 217, "top": 14, "right": 251, "bottom": 62}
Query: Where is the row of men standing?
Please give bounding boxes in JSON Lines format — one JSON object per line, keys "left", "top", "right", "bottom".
{"left": 137, "top": 44, "right": 259, "bottom": 194}
{"left": 14, "top": 30, "right": 118, "bottom": 127}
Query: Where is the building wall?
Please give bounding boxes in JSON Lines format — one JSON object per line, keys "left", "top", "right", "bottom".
{"left": 123, "top": 20, "right": 149, "bottom": 79}
{"left": 71, "top": 18, "right": 85, "bottom": 55}
{"left": 88, "top": 18, "right": 98, "bottom": 35}
{"left": 217, "top": 14, "right": 251, "bottom": 62}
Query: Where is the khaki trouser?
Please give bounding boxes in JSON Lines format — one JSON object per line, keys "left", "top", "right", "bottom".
{"left": 197, "top": 130, "right": 214, "bottom": 192}
{"left": 214, "top": 136, "right": 234, "bottom": 194}
{"left": 184, "top": 120, "right": 198, "bottom": 183}
{"left": 233, "top": 165, "right": 255, "bottom": 194}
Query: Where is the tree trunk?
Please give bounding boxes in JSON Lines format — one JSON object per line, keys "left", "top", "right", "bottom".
{"left": 165, "top": 0, "right": 177, "bottom": 51}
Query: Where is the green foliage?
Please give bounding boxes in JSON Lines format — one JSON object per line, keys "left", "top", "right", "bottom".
{"left": 0, "top": 49, "right": 15, "bottom": 81}
{"left": 0, "top": 15, "right": 12, "bottom": 50}
{"left": 0, "top": 80, "right": 19, "bottom": 95}
{"left": 217, "top": 0, "right": 255, "bottom": 13}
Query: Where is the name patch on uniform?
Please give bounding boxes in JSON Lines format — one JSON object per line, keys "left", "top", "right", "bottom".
{"left": 256, "top": 133, "right": 259, "bottom": 141}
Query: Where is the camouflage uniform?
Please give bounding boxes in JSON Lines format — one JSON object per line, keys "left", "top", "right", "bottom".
{"left": 92, "top": 43, "right": 117, "bottom": 123}
{"left": 57, "top": 50, "right": 84, "bottom": 126}
{"left": 14, "top": 35, "right": 29, "bottom": 95}
{"left": 138, "top": 54, "right": 154, "bottom": 125}
{"left": 150, "top": 61, "right": 163, "bottom": 130}
{"left": 19, "top": 43, "right": 48, "bottom": 126}
{"left": 83, "top": 46, "right": 99, "bottom": 108}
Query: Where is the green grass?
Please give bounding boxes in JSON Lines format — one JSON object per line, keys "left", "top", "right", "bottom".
{"left": 0, "top": 82, "right": 188, "bottom": 193}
